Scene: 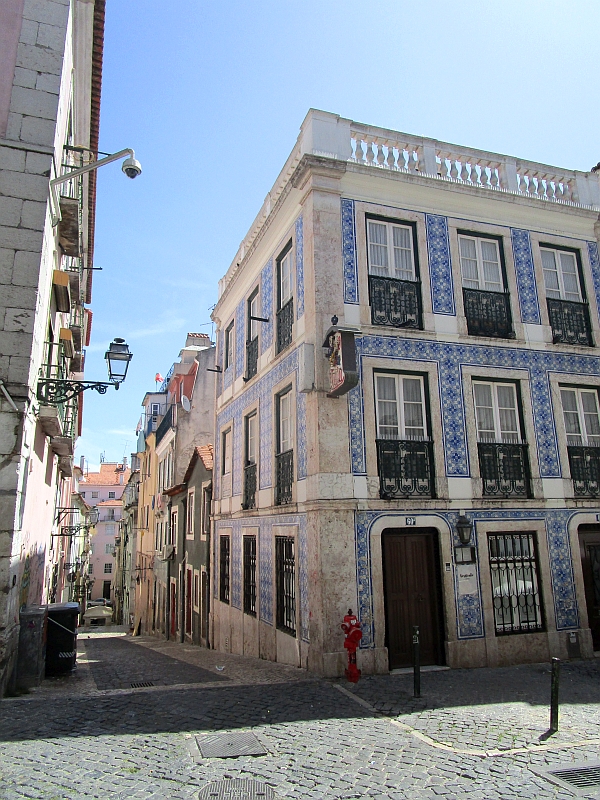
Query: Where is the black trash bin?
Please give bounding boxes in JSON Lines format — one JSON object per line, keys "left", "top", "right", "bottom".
{"left": 46, "top": 602, "right": 79, "bottom": 676}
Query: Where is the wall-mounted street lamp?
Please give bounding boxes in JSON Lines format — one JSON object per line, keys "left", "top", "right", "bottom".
{"left": 52, "top": 507, "right": 99, "bottom": 538}
{"left": 50, "top": 148, "right": 142, "bottom": 225}
{"left": 455, "top": 513, "right": 476, "bottom": 565}
{"left": 37, "top": 338, "right": 133, "bottom": 404}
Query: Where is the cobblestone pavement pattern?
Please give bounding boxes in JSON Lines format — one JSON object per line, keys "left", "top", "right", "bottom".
{"left": 0, "top": 631, "right": 599, "bottom": 799}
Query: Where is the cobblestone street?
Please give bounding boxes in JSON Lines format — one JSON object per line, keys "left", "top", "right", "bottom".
{"left": 1, "top": 632, "right": 599, "bottom": 799}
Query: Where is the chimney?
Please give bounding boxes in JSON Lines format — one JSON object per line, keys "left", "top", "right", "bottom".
{"left": 80, "top": 455, "right": 85, "bottom": 472}
{"left": 123, "top": 456, "right": 128, "bottom": 468}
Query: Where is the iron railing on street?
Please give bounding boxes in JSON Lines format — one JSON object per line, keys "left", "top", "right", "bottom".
{"left": 488, "top": 532, "right": 543, "bottom": 634}
{"left": 275, "top": 536, "right": 295, "bottom": 635}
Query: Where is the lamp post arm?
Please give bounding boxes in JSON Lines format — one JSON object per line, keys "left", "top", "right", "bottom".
{"left": 50, "top": 148, "right": 136, "bottom": 225}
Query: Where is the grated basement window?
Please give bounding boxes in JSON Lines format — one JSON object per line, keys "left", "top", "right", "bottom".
{"left": 488, "top": 532, "right": 543, "bottom": 635}
{"left": 219, "top": 535, "right": 230, "bottom": 604}
{"left": 275, "top": 536, "right": 296, "bottom": 636}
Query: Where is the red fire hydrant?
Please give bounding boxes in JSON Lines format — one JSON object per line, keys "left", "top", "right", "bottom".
{"left": 341, "top": 608, "right": 362, "bottom": 683}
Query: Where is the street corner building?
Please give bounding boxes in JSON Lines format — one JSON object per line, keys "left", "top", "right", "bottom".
{"left": 210, "top": 109, "right": 600, "bottom": 677}
{"left": 0, "top": 0, "right": 105, "bottom": 695}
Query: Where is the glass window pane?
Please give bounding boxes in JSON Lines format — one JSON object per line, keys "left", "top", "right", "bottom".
{"left": 460, "top": 237, "right": 479, "bottom": 288}
{"left": 368, "top": 222, "right": 389, "bottom": 276}
{"left": 542, "top": 250, "right": 561, "bottom": 298}
{"left": 392, "top": 226, "right": 414, "bottom": 281}
{"left": 376, "top": 376, "right": 398, "bottom": 438}
{"left": 559, "top": 252, "right": 580, "bottom": 301}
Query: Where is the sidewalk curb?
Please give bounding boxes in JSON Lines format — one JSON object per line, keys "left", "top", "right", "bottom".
{"left": 332, "top": 682, "right": 600, "bottom": 758}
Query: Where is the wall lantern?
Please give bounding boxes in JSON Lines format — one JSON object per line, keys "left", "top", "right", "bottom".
{"left": 87, "top": 508, "right": 100, "bottom": 526}
{"left": 455, "top": 514, "right": 473, "bottom": 545}
{"left": 37, "top": 338, "right": 133, "bottom": 404}
{"left": 105, "top": 338, "right": 133, "bottom": 384}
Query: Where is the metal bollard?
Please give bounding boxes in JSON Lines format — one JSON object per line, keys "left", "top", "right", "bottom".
{"left": 550, "top": 657, "right": 560, "bottom": 732}
{"left": 413, "top": 625, "right": 420, "bottom": 698}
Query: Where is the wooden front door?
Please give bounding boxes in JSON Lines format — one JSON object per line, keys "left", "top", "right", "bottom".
{"left": 382, "top": 528, "right": 444, "bottom": 669}
{"left": 170, "top": 580, "right": 177, "bottom": 638}
{"left": 579, "top": 526, "right": 600, "bottom": 650}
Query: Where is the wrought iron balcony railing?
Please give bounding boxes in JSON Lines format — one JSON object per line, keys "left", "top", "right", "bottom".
{"left": 376, "top": 439, "right": 434, "bottom": 499}
{"left": 242, "top": 462, "right": 257, "bottom": 509}
{"left": 246, "top": 336, "right": 258, "bottom": 380}
{"left": 369, "top": 275, "right": 421, "bottom": 329}
{"left": 547, "top": 298, "right": 593, "bottom": 346}
{"left": 275, "top": 449, "right": 294, "bottom": 505}
{"left": 478, "top": 441, "right": 531, "bottom": 497}
{"left": 567, "top": 445, "right": 600, "bottom": 496}
{"left": 463, "top": 288, "right": 514, "bottom": 338}
{"left": 276, "top": 298, "right": 294, "bottom": 354}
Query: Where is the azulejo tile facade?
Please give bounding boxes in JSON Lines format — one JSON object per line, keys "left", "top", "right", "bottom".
{"left": 295, "top": 215, "right": 304, "bottom": 319}
{"left": 341, "top": 198, "right": 359, "bottom": 304}
{"left": 214, "top": 514, "right": 309, "bottom": 641}
{"left": 260, "top": 259, "right": 273, "bottom": 354}
{"left": 355, "top": 509, "right": 579, "bottom": 648}
{"left": 510, "top": 228, "right": 542, "bottom": 325}
{"left": 350, "top": 335, "right": 600, "bottom": 479}
{"left": 425, "top": 214, "right": 456, "bottom": 315}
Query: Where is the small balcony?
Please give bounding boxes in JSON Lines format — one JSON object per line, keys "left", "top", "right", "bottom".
{"left": 478, "top": 442, "right": 531, "bottom": 497}
{"left": 246, "top": 337, "right": 258, "bottom": 380}
{"left": 547, "top": 298, "right": 593, "bottom": 346}
{"left": 369, "top": 275, "right": 421, "bottom": 329}
{"left": 155, "top": 404, "right": 174, "bottom": 445}
{"left": 463, "top": 288, "right": 514, "bottom": 338}
{"left": 242, "top": 462, "right": 257, "bottom": 509}
{"left": 567, "top": 445, "right": 600, "bottom": 496}
{"left": 376, "top": 439, "right": 434, "bottom": 499}
{"left": 276, "top": 298, "right": 293, "bottom": 354}
{"left": 275, "top": 449, "right": 293, "bottom": 505}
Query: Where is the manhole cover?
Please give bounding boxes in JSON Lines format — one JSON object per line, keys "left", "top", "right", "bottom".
{"left": 532, "top": 763, "right": 600, "bottom": 796}
{"left": 130, "top": 681, "right": 155, "bottom": 688}
{"left": 198, "top": 779, "right": 274, "bottom": 799}
{"left": 195, "top": 731, "right": 267, "bottom": 758}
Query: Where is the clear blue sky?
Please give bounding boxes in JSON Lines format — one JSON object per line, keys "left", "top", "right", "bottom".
{"left": 76, "top": 0, "right": 600, "bottom": 469}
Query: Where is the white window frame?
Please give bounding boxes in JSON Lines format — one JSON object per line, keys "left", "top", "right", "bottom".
{"left": 560, "top": 387, "right": 600, "bottom": 447}
{"left": 277, "top": 388, "right": 294, "bottom": 454}
{"left": 187, "top": 489, "right": 195, "bottom": 538}
{"left": 473, "top": 381, "right": 522, "bottom": 444}
{"left": 374, "top": 373, "right": 428, "bottom": 441}
{"left": 193, "top": 569, "right": 200, "bottom": 613}
{"left": 170, "top": 507, "right": 178, "bottom": 547}
{"left": 248, "top": 289, "right": 260, "bottom": 342}
{"left": 541, "top": 247, "right": 582, "bottom": 302}
{"left": 459, "top": 234, "right": 503, "bottom": 292}
{"left": 246, "top": 412, "right": 257, "bottom": 465}
{"left": 278, "top": 245, "right": 293, "bottom": 308}
{"left": 366, "top": 218, "right": 416, "bottom": 281}
{"left": 222, "top": 428, "right": 232, "bottom": 475}
{"left": 104, "top": 562, "right": 112, "bottom": 574}
{"left": 224, "top": 321, "right": 234, "bottom": 369}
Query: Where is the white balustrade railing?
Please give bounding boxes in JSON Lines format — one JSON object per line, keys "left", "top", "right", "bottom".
{"left": 219, "top": 111, "right": 599, "bottom": 298}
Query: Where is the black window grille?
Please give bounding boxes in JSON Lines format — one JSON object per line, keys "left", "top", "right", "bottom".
{"left": 243, "top": 535, "right": 257, "bottom": 616}
{"left": 219, "top": 535, "right": 230, "bottom": 604}
{"left": 242, "top": 462, "right": 257, "bottom": 509}
{"left": 275, "top": 450, "right": 294, "bottom": 505}
{"left": 246, "top": 336, "right": 258, "bottom": 380}
{"left": 376, "top": 439, "right": 434, "bottom": 498}
{"left": 276, "top": 298, "right": 293, "bottom": 354}
{"left": 568, "top": 446, "right": 600, "bottom": 496}
{"left": 547, "top": 298, "right": 593, "bottom": 346}
{"left": 478, "top": 442, "right": 531, "bottom": 497}
{"left": 275, "top": 536, "right": 295, "bottom": 635}
{"left": 463, "top": 288, "right": 514, "bottom": 338}
{"left": 369, "top": 275, "right": 421, "bottom": 328}
{"left": 488, "top": 532, "right": 543, "bottom": 634}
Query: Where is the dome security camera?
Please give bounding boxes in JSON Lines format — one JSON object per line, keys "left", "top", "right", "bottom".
{"left": 121, "top": 155, "right": 142, "bottom": 179}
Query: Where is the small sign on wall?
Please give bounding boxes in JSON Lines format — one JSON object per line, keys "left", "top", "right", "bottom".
{"left": 456, "top": 566, "right": 478, "bottom": 595}
{"left": 405, "top": 517, "right": 416, "bottom": 526}
{"left": 323, "top": 323, "right": 359, "bottom": 398}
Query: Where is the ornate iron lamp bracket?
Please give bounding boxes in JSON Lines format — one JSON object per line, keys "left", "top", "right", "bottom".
{"left": 37, "top": 379, "right": 119, "bottom": 404}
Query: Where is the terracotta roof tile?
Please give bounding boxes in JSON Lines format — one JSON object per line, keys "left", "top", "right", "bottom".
{"left": 81, "top": 463, "right": 131, "bottom": 486}
{"left": 197, "top": 444, "right": 213, "bottom": 471}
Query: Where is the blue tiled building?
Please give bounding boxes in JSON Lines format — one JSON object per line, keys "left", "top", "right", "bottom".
{"left": 211, "top": 110, "right": 600, "bottom": 675}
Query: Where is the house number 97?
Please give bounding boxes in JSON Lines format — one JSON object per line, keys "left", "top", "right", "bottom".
{"left": 406, "top": 517, "right": 416, "bottom": 526}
